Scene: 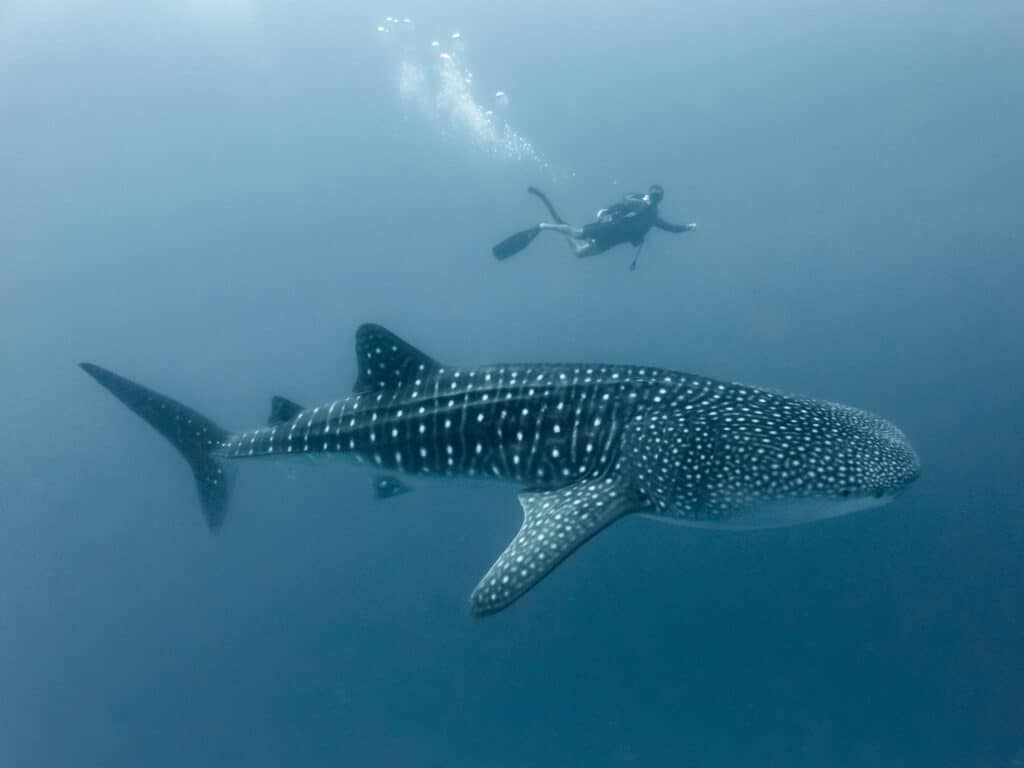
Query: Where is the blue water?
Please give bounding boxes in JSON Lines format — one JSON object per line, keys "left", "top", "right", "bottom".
{"left": 2, "top": 1, "right": 1022, "bottom": 765}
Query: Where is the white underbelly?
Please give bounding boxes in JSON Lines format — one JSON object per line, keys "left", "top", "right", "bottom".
{"left": 646, "top": 495, "right": 892, "bottom": 530}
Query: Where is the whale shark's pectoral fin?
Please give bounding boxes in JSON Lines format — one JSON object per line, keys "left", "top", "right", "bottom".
{"left": 353, "top": 324, "right": 441, "bottom": 394}
{"left": 470, "top": 478, "right": 647, "bottom": 616}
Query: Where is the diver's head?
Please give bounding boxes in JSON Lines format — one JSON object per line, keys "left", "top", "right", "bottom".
{"left": 645, "top": 185, "right": 664, "bottom": 205}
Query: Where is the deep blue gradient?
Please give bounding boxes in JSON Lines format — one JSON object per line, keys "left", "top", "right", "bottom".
{"left": 2, "top": 1, "right": 1022, "bottom": 766}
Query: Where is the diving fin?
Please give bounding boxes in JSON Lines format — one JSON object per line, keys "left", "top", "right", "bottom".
{"left": 527, "top": 186, "right": 566, "bottom": 224}
{"left": 492, "top": 226, "right": 541, "bottom": 261}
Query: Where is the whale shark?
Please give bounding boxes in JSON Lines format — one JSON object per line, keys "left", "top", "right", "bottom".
{"left": 80, "top": 323, "right": 920, "bottom": 616}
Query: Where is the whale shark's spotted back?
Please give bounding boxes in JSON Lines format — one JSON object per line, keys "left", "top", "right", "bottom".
{"left": 80, "top": 323, "right": 920, "bottom": 616}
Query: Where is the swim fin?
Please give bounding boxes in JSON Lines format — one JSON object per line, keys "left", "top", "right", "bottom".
{"left": 527, "top": 186, "right": 567, "bottom": 224}
{"left": 493, "top": 226, "right": 541, "bottom": 260}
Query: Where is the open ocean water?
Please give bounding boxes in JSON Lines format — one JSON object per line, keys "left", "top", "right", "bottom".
{"left": 1, "top": 1, "right": 1022, "bottom": 766}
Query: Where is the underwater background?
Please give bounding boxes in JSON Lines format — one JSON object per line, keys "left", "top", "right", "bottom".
{"left": 2, "top": 1, "right": 1022, "bottom": 765}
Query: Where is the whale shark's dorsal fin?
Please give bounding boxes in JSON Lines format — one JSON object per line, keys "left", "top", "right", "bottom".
{"left": 353, "top": 324, "right": 441, "bottom": 394}
{"left": 469, "top": 477, "right": 648, "bottom": 616}
{"left": 268, "top": 396, "right": 304, "bottom": 425}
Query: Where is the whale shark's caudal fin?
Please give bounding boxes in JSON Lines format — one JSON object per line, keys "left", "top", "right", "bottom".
{"left": 470, "top": 476, "right": 649, "bottom": 616}
{"left": 79, "top": 363, "right": 234, "bottom": 531}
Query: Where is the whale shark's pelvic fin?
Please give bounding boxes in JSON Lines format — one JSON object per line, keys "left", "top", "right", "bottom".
{"left": 470, "top": 476, "right": 647, "bottom": 616}
{"left": 79, "top": 363, "right": 234, "bottom": 531}
{"left": 373, "top": 475, "right": 413, "bottom": 500}
{"left": 267, "top": 396, "right": 303, "bottom": 426}
{"left": 352, "top": 323, "right": 441, "bottom": 394}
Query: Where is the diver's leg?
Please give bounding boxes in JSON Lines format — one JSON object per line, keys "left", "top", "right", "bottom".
{"left": 539, "top": 222, "right": 585, "bottom": 238}
{"left": 536, "top": 221, "right": 595, "bottom": 256}
{"left": 539, "top": 222, "right": 591, "bottom": 255}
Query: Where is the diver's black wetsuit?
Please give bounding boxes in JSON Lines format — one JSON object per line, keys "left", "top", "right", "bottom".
{"left": 581, "top": 197, "right": 655, "bottom": 250}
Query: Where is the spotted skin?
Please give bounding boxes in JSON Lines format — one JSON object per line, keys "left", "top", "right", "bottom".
{"left": 623, "top": 392, "right": 917, "bottom": 520}
{"left": 471, "top": 477, "right": 643, "bottom": 615}
{"left": 221, "top": 359, "right": 659, "bottom": 485}
{"left": 81, "top": 324, "right": 920, "bottom": 616}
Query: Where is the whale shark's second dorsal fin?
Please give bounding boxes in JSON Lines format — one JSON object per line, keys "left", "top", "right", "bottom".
{"left": 268, "top": 396, "right": 304, "bottom": 425}
{"left": 353, "top": 324, "right": 441, "bottom": 394}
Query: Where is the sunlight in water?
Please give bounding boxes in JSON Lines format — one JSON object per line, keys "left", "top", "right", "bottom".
{"left": 378, "top": 16, "right": 558, "bottom": 174}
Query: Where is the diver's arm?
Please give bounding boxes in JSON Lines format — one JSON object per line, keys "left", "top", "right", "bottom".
{"left": 653, "top": 216, "right": 697, "bottom": 233}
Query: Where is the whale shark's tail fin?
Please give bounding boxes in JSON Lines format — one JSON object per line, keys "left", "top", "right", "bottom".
{"left": 79, "top": 363, "right": 234, "bottom": 530}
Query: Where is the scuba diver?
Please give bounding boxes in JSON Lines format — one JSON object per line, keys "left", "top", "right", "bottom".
{"left": 493, "top": 185, "right": 696, "bottom": 269}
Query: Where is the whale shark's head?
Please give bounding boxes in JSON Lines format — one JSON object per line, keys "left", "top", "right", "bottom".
{"left": 629, "top": 392, "right": 920, "bottom": 528}
{"left": 826, "top": 404, "right": 920, "bottom": 500}
{"left": 730, "top": 403, "right": 920, "bottom": 528}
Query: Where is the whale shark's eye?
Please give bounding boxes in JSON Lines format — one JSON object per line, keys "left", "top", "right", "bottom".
{"left": 840, "top": 489, "right": 850, "bottom": 497}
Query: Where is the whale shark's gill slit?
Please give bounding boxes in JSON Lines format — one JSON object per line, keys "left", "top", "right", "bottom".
{"left": 526, "top": 400, "right": 547, "bottom": 481}
{"left": 457, "top": 390, "right": 470, "bottom": 475}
